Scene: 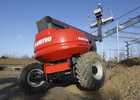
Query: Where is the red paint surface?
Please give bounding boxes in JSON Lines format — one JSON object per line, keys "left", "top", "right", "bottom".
{"left": 34, "top": 28, "right": 90, "bottom": 73}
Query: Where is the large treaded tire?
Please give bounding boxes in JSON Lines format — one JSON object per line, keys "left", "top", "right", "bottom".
{"left": 17, "top": 63, "right": 48, "bottom": 94}
{"left": 76, "top": 52, "right": 105, "bottom": 90}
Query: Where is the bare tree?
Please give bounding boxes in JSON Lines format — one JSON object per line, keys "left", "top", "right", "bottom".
{"left": 103, "top": 51, "right": 107, "bottom": 62}
{"left": 21, "top": 55, "right": 30, "bottom": 59}
{"left": 119, "top": 52, "right": 125, "bottom": 61}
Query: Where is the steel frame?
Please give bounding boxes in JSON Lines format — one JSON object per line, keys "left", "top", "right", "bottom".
{"left": 102, "top": 7, "right": 140, "bottom": 61}
{"left": 103, "top": 15, "right": 140, "bottom": 38}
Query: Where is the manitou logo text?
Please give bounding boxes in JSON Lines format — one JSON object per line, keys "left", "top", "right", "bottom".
{"left": 35, "top": 36, "right": 52, "bottom": 47}
{"left": 78, "top": 37, "right": 88, "bottom": 41}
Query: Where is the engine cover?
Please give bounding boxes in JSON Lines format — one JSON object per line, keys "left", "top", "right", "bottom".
{"left": 34, "top": 28, "right": 90, "bottom": 63}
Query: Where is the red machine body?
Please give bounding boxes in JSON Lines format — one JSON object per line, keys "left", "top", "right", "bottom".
{"left": 34, "top": 28, "right": 90, "bottom": 74}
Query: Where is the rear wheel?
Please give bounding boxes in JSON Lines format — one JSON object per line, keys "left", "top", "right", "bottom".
{"left": 17, "top": 63, "right": 49, "bottom": 94}
{"left": 76, "top": 52, "right": 105, "bottom": 90}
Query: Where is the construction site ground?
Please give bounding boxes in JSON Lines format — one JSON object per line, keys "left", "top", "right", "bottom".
{"left": 0, "top": 58, "right": 140, "bottom": 100}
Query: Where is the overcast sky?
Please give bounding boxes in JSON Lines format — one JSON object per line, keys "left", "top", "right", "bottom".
{"left": 0, "top": 0, "right": 140, "bottom": 59}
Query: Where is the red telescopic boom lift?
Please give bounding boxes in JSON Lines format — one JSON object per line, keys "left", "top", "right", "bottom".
{"left": 18, "top": 5, "right": 113, "bottom": 94}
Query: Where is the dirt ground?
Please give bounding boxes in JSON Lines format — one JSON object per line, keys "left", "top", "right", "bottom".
{"left": 0, "top": 58, "right": 140, "bottom": 100}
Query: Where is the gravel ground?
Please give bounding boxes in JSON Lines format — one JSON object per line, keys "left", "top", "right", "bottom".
{"left": 0, "top": 58, "right": 140, "bottom": 100}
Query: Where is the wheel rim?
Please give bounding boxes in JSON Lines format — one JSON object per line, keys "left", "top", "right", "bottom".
{"left": 27, "top": 69, "right": 44, "bottom": 87}
{"left": 92, "top": 60, "right": 103, "bottom": 80}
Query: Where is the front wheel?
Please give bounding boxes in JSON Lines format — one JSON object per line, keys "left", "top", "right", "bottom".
{"left": 17, "top": 63, "right": 49, "bottom": 94}
{"left": 76, "top": 52, "right": 105, "bottom": 90}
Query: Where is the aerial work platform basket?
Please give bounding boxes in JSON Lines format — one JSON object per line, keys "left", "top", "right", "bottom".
{"left": 88, "top": 6, "right": 114, "bottom": 28}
